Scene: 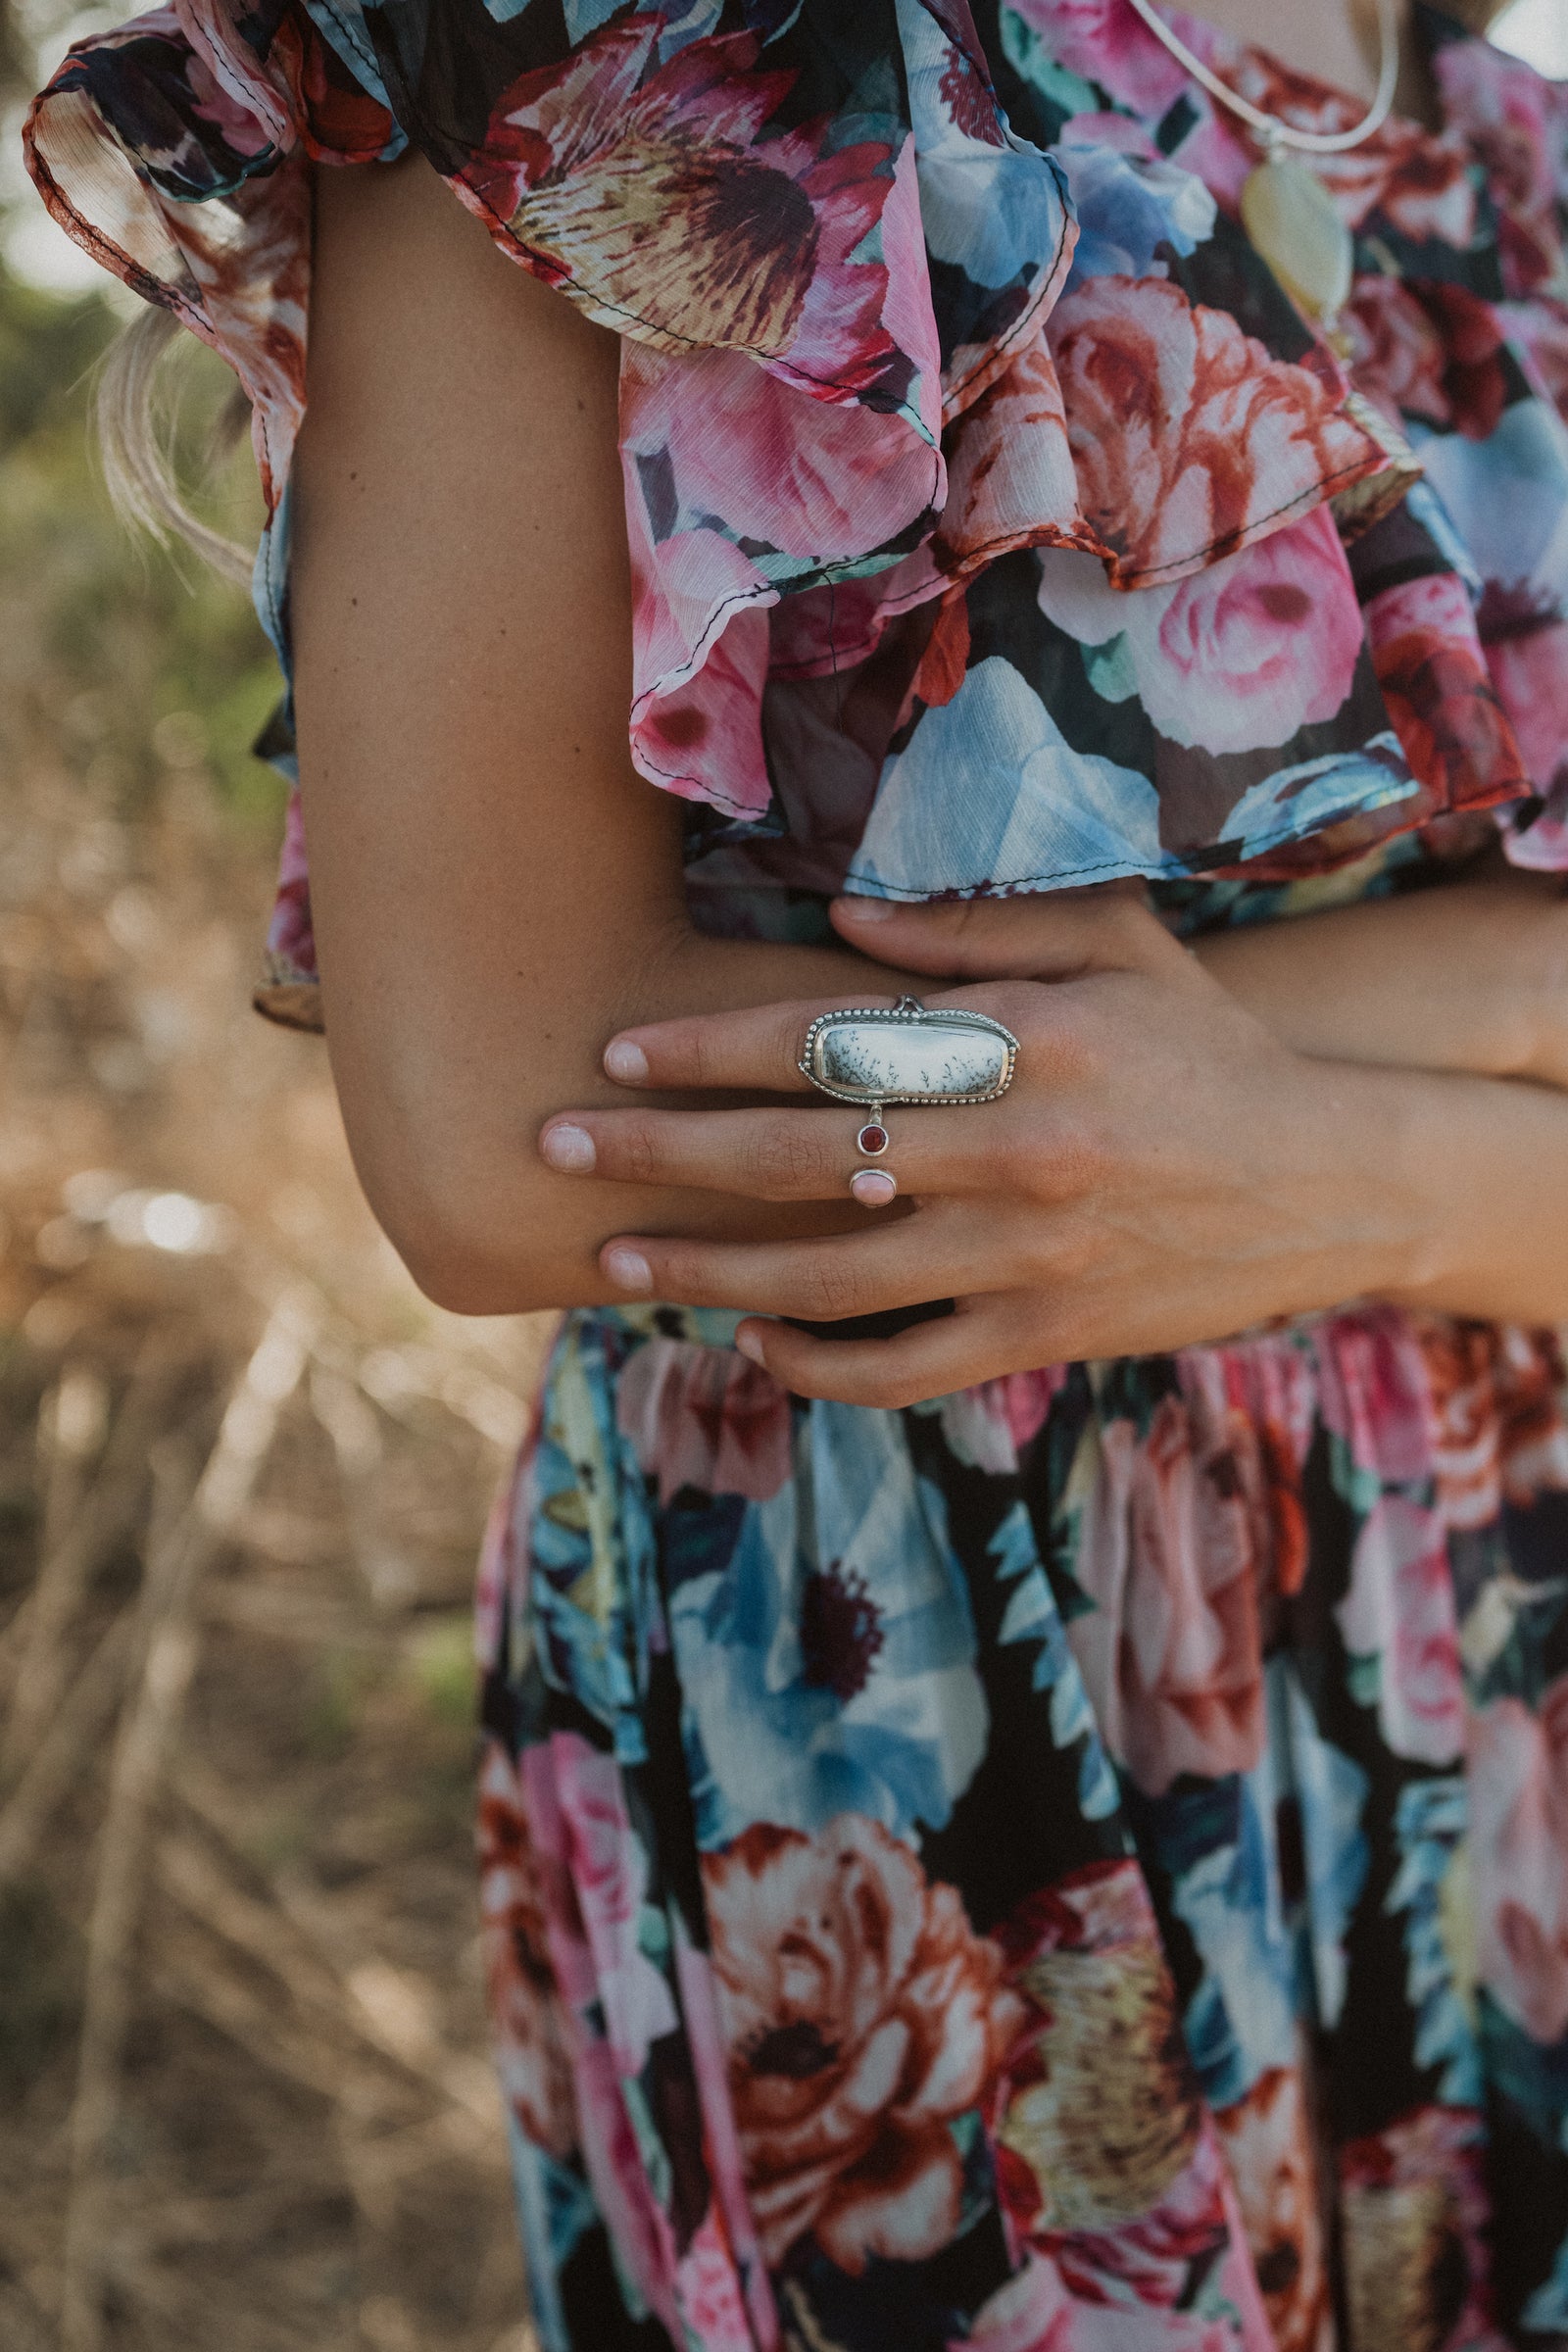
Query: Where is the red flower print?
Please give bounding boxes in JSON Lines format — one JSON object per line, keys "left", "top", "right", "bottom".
{"left": 1338, "top": 2108, "right": 1497, "bottom": 2350}
{"left": 476, "top": 1739, "right": 578, "bottom": 2160}
{"left": 1364, "top": 570, "right": 1527, "bottom": 816}
{"left": 1047, "top": 276, "right": 1380, "bottom": 585}
{"left": 1435, "top": 35, "right": 1568, "bottom": 301}
{"left": 992, "top": 1862, "right": 1203, "bottom": 2239}
{"left": 702, "top": 1814, "right": 1020, "bottom": 2273}
{"left": 1213, "top": 2067, "right": 1330, "bottom": 2352}
{"left": 1346, "top": 277, "right": 1453, "bottom": 430}
{"left": 1348, "top": 276, "right": 1514, "bottom": 450}
{"left": 469, "top": 23, "right": 902, "bottom": 400}
{"left": 1415, "top": 1318, "right": 1504, "bottom": 1534}
{"left": 1492, "top": 1327, "right": 1568, "bottom": 1502}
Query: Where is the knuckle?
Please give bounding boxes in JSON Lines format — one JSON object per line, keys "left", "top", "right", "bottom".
{"left": 686, "top": 1024, "right": 713, "bottom": 1089}
{"left": 618, "top": 1119, "right": 662, "bottom": 1184}
{"left": 995, "top": 1117, "right": 1048, "bottom": 1196}
{"left": 657, "top": 1245, "right": 715, "bottom": 1303}
{"left": 748, "top": 1117, "right": 821, "bottom": 1199}
{"left": 798, "top": 1254, "right": 866, "bottom": 1322}
{"left": 1033, "top": 1114, "right": 1106, "bottom": 1200}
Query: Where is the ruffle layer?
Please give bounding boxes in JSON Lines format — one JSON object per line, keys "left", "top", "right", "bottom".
{"left": 23, "top": 0, "right": 1568, "bottom": 1021}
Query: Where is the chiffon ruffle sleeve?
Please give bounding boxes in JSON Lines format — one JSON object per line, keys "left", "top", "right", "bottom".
{"left": 31, "top": 0, "right": 1568, "bottom": 1025}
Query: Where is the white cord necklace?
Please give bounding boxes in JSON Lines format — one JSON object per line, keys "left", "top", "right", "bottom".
{"left": 1120, "top": 0, "right": 1403, "bottom": 322}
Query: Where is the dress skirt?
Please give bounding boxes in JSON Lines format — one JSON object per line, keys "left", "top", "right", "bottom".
{"left": 475, "top": 1300, "right": 1568, "bottom": 2351}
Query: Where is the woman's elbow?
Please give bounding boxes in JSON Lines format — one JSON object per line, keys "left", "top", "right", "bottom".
{"left": 350, "top": 1120, "right": 583, "bottom": 1317}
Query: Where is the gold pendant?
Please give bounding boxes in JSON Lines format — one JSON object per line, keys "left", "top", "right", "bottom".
{"left": 1240, "top": 153, "right": 1354, "bottom": 326}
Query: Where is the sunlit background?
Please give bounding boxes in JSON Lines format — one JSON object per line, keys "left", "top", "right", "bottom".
{"left": 0, "top": 0, "right": 1561, "bottom": 2348}
{"left": 0, "top": 0, "right": 551, "bottom": 2341}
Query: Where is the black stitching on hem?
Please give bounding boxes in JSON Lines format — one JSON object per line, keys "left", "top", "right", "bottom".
{"left": 840, "top": 771, "right": 1423, "bottom": 895}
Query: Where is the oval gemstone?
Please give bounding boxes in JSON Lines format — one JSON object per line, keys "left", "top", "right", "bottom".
{"left": 809, "top": 1013, "right": 1013, "bottom": 1103}
{"left": 1240, "top": 156, "right": 1353, "bottom": 324}
{"left": 858, "top": 1123, "right": 889, "bottom": 1155}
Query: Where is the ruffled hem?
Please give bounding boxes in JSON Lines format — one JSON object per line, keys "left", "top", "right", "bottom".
{"left": 23, "top": 0, "right": 1568, "bottom": 993}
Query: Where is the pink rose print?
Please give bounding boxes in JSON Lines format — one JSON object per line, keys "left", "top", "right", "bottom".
{"left": 1313, "top": 1307, "right": 1435, "bottom": 1486}
{"left": 615, "top": 1334, "right": 795, "bottom": 1504}
{"left": 938, "top": 1365, "right": 1066, "bottom": 1473}
{"left": 1485, "top": 610, "right": 1568, "bottom": 804}
{"left": 1040, "top": 504, "right": 1360, "bottom": 756}
{"left": 702, "top": 1814, "right": 1020, "bottom": 2273}
{"left": 572, "top": 2034, "right": 685, "bottom": 2338}
{"left": 1335, "top": 1495, "right": 1464, "bottom": 1768}
{"left": 519, "top": 1731, "right": 677, "bottom": 2073}
{"left": 1470, "top": 1678, "right": 1568, "bottom": 2045}
{"left": 1047, "top": 274, "right": 1379, "bottom": 587}
{"left": 1066, "top": 1393, "right": 1266, "bottom": 1797}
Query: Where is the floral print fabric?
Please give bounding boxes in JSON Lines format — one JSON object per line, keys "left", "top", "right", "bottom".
{"left": 22, "top": 0, "right": 1568, "bottom": 1019}
{"left": 25, "top": 1, "right": 1568, "bottom": 2343}
{"left": 477, "top": 1302, "right": 1568, "bottom": 2350}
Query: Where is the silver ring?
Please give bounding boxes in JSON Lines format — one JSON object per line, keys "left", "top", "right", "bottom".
{"left": 799, "top": 994, "right": 1019, "bottom": 1109}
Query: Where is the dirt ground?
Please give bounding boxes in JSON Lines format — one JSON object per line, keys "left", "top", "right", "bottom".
{"left": 0, "top": 315, "right": 553, "bottom": 2349}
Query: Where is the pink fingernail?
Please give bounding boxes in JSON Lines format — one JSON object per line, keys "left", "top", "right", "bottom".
{"left": 604, "top": 1246, "right": 652, "bottom": 1294}
{"left": 540, "top": 1122, "right": 595, "bottom": 1172}
{"left": 734, "top": 1324, "right": 767, "bottom": 1364}
{"left": 836, "top": 896, "right": 895, "bottom": 923}
{"left": 604, "top": 1039, "right": 650, "bottom": 1083}
{"left": 851, "top": 1168, "right": 898, "bottom": 1207}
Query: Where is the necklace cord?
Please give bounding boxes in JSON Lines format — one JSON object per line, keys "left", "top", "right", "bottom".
{"left": 1120, "top": 0, "right": 1400, "bottom": 156}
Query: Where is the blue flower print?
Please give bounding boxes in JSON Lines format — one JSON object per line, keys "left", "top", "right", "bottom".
{"left": 665, "top": 1401, "right": 988, "bottom": 1847}
{"left": 1056, "top": 136, "right": 1215, "bottom": 290}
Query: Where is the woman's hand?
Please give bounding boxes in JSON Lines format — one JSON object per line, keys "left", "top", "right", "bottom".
{"left": 539, "top": 892, "right": 1439, "bottom": 1403}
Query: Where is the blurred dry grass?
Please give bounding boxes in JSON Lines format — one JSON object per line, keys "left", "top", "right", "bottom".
{"left": 0, "top": 265, "right": 551, "bottom": 2348}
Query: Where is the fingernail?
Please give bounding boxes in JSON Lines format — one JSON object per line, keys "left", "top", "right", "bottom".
{"left": 540, "top": 1122, "right": 595, "bottom": 1173}
{"left": 734, "top": 1323, "right": 767, "bottom": 1365}
{"left": 604, "top": 1246, "right": 652, "bottom": 1294}
{"left": 836, "top": 895, "right": 895, "bottom": 923}
{"left": 851, "top": 1168, "right": 898, "bottom": 1207}
{"left": 604, "top": 1039, "right": 649, "bottom": 1083}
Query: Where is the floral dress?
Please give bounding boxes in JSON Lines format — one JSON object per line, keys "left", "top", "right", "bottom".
{"left": 25, "top": 1, "right": 1568, "bottom": 2343}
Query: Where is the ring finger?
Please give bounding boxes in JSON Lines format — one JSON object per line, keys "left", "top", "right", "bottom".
{"left": 540, "top": 1101, "right": 1010, "bottom": 1202}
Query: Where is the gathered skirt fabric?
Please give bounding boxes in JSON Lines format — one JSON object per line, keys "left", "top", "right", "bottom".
{"left": 476, "top": 1299, "right": 1568, "bottom": 2351}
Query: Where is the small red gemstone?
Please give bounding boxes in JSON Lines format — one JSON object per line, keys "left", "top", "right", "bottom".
{"left": 858, "top": 1123, "right": 888, "bottom": 1155}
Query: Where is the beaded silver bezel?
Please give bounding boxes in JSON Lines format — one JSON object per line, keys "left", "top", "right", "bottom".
{"left": 798, "top": 1002, "right": 1019, "bottom": 1108}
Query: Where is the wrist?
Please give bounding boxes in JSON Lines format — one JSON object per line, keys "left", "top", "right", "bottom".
{"left": 1288, "top": 1055, "right": 1447, "bottom": 1310}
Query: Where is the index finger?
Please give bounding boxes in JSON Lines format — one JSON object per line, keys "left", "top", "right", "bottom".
{"left": 604, "top": 996, "right": 898, "bottom": 1094}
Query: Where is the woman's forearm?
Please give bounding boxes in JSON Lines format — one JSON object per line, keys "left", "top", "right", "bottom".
{"left": 1191, "top": 871, "right": 1568, "bottom": 1085}
{"left": 1377, "top": 1059, "right": 1568, "bottom": 1324}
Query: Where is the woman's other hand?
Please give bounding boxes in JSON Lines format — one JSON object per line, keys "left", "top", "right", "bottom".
{"left": 540, "top": 892, "right": 1439, "bottom": 1401}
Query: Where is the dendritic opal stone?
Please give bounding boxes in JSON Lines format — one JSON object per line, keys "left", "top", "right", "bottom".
{"left": 803, "top": 1010, "right": 1016, "bottom": 1105}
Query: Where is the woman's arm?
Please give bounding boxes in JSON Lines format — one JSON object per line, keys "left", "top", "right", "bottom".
{"left": 291, "top": 152, "right": 925, "bottom": 1314}
{"left": 533, "top": 891, "right": 1568, "bottom": 1406}
{"left": 1186, "top": 869, "right": 1568, "bottom": 1086}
